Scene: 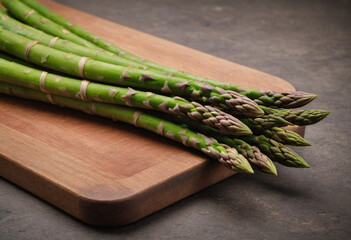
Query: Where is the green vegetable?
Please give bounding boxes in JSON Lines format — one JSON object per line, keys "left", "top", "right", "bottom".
{"left": 0, "top": 27, "right": 263, "bottom": 117}
{"left": 0, "top": 11, "right": 152, "bottom": 70}
{"left": 14, "top": 0, "right": 317, "bottom": 108}
{"left": 0, "top": 81, "right": 254, "bottom": 173}
{"left": 241, "top": 135, "right": 310, "bottom": 168}
{"left": 160, "top": 114, "right": 278, "bottom": 175}
{"left": 0, "top": 56, "right": 252, "bottom": 135}
{"left": 240, "top": 115, "right": 292, "bottom": 133}
{"left": 260, "top": 106, "right": 330, "bottom": 126}
{"left": 260, "top": 127, "right": 311, "bottom": 146}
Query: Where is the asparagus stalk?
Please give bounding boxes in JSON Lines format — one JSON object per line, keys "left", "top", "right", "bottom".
{"left": 0, "top": 8, "right": 8, "bottom": 15}
{"left": 0, "top": 27, "right": 263, "bottom": 117}
{"left": 15, "top": 0, "right": 318, "bottom": 109}
{"left": 260, "top": 127, "right": 311, "bottom": 146}
{"left": 241, "top": 135, "right": 310, "bottom": 168}
{"left": 0, "top": 11, "right": 153, "bottom": 71}
{"left": 0, "top": 57, "right": 252, "bottom": 135}
{"left": 0, "top": 51, "right": 40, "bottom": 68}
{"left": 260, "top": 106, "right": 330, "bottom": 126}
{"left": 2, "top": 0, "right": 97, "bottom": 49}
{"left": 0, "top": 81, "right": 254, "bottom": 173}
{"left": 160, "top": 114, "right": 277, "bottom": 175}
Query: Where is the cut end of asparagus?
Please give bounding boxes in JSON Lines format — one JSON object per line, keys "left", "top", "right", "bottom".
{"left": 226, "top": 90, "right": 265, "bottom": 117}
{"left": 221, "top": 146, "right": 254, "bottom": 174}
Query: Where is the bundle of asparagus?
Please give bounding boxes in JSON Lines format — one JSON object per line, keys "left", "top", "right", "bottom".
{"left": 0, "top": 0, "right": 330, "bottom": 176}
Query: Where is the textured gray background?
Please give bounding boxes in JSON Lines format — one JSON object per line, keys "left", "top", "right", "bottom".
{"left": 1, "top": 0, "right": 351, "bottom": 239}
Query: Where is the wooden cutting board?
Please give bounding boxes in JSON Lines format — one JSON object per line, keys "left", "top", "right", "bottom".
{"left": 0, "top": 0, "right": 304, "bottom": 226}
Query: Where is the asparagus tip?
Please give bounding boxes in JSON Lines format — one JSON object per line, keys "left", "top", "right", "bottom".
{"left": 287, "top": 155, "right": 310, "bottom": 168}
{"left": 318, "top": 110, "right": 330, "bottom": 120}
{"left": 287, "top": 92, "right": 317, "bottom": 108}
{"left": 240, "top": 123, "right": 253, "bottom": 136}
{"left": 300, "top": 159, "right": 310, "bottom": 168}
{"left": 236, "top": 155, "right": 255, "bottom": 174}
{"left": 225, "top": 148, "right": 254, "bottom": 174}
{"left": 299, "top": 138, "right": 312, "bottom": 147}
{"left": 254, "top": 107, "right": 265, "bottom": 117}
{"left": 246, "top": 105, "right": 265, "bottom": 118}
{"left": 263, "top": 155, "right": 278, "bottom": 176}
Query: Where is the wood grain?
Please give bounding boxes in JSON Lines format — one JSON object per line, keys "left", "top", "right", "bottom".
{"left": 0, "top": 0, "right": 303, "bottom": 226}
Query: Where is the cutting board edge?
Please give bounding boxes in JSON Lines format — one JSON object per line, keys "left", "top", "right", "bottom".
{"left": 76, "top": 161, "right": 236, "bottom": 226}
{"left": 0, "top": 142, "right": 235, "bottom": 226}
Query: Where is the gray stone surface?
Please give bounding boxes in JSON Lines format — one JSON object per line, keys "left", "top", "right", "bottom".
{"left": 1, "top": 0, "right": 350, "bottom": 239}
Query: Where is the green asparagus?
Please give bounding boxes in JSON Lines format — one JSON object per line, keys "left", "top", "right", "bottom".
{"left": 260, "top": 106, "right": 330, "bottom": 126}
{"left": 161, "top": 112, "right": 308, "bottom": 169}
{"left": 0, "top": 11, "right": 154, "bottom": 71}
{"left": 0, "top": 57, "right": 252, "bottom": 135}
{"left": 0, "top": 27, "right": 263, "bottom": 117}
{"left": 240, "top": 115, "right": 292, "bottom": 133}
{"left": 160, "top": 114, "right": 278, "bottom": 175}
{"left": 260, "top": 127, "right": 311, "bottom": 146}
{"left": 2, "top": 0, "right": 97, "bottom": 48}
{"left": 14, "top": 0, "right": 318, "bottom": 109}
{"left": 241, "top": 135, "right": 310, "bottom": 168}
{"left": 0, "top": 81, "right": 254, "bottom": 173}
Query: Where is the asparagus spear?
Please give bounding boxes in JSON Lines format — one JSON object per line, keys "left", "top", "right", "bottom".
{"left": 199, "top": 103, "right": 292, "bottom": 132}
{"left": 240, "top": 115, "right": 292, "bottom": 133}
{"left": 260, "top": 106, "right": 330, "bottom": 126}
{"left": 0, "top": 81, "right": 254, "bottom": 173}
{"left": 161, "top": 112, "right": 308, "bottom": 168}
{"left": 2, "top": 0, "right": 97, "bottom": 48}
{"left": 0, "top": 57, "right": 252, "bottom": 135}
{"left": 260, "top": 127, "right": 311, "bottom": 146}
{"left": 15, "top": 0, "right": 318, "bottom": 109}
{"left": 0, "top": 11, "right": 153, "bottom": 71}
{"left": 0, "top": 27, "right": 263, "bottom": 117}
{"left": 2, "top": 10, "right": 310, "bottom": 123}
{"left": 241, "top": 135, "right": 310, "bottom": 168}
{"left": 160, "top": 114, "right": 278, "bottom": 175}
